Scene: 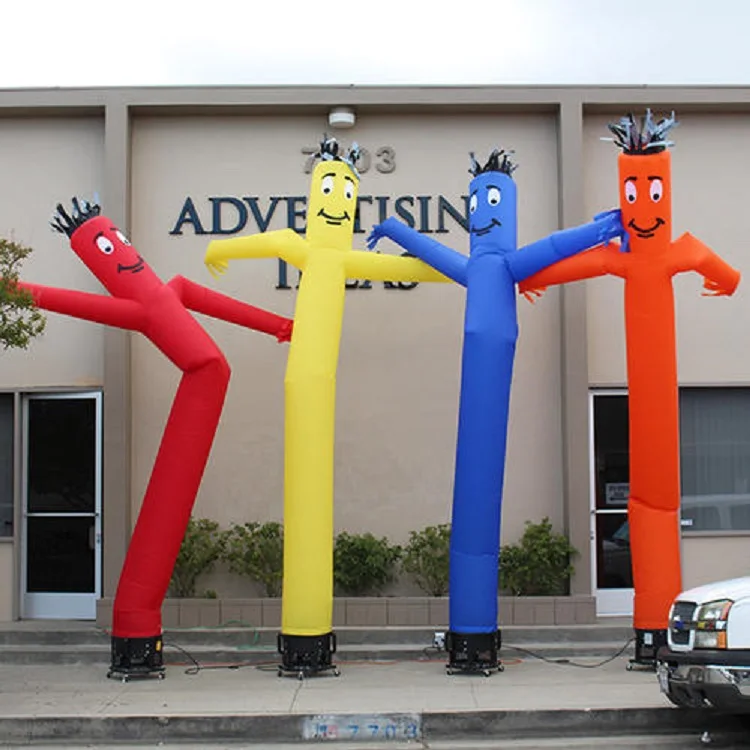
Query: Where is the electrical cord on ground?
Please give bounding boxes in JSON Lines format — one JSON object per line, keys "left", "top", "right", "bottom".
{"left": 421, "top": 645, "right": 447, "bottom": 660}
{"left": 164, "top": 641, "right": 267, "bottom": 675}
{"left": 502, "top": 637, "right": 636, "bottom": 668}
{"left": 162, "top": 636, "right": 636, "bottom": 674}
{"left": 99, "top": 620, "right": 266, "bottom": 676}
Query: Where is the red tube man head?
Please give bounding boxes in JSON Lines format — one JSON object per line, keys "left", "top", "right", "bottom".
{"left": 51, "top": 199, "right": 162, "bottom": 300}
{"left": 607, "top": 111, "right": 677, "bottom": 255}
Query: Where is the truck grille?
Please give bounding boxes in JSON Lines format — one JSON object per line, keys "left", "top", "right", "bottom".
{"left": 669, "top": 601, "right": 696, "bottom": 646}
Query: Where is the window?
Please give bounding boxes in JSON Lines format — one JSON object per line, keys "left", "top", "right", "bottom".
{"left": 680, "top": 387, "right": 750, "bottom": 532}
{"left": 0, "top": 395, "right": 14, "bottom": 537}
{"left": 592, "top": 393, "right": 632, "bottom": 589}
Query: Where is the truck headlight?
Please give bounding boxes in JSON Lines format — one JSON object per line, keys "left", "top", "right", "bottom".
{"left": 694, "top": 599, "right": 733, "bottom": 649}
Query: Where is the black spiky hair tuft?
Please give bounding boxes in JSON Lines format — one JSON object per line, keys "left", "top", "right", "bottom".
{"left": 469, "top": 148, "right": 518, "bottom": 178}
{"left": 603, "top": 109, "right": 678, "bottom": 155}
{"left": 315, "top": 134, "right": 361, "bottom": 179}
{"left": 50, "top": 197, "right": 101, "bottom": 238}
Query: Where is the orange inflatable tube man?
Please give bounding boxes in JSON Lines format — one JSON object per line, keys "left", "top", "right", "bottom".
{"left": 519, "top": 111, "right": 740, "bottom": 667}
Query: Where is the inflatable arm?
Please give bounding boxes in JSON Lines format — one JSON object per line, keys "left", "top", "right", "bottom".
{"left": 19, "top": 281, "right": 146, "bottom": 331}
{"left": 345, "top": 250, "right": 451, "bottom": 284}
{"left": 205, "top": 229, "right": 307, "bottom": 276}
{"left": 669, "top": 233, "right": 741, "bottom": 295}
{"left": 517, "top": 244, "right": 628, "bottom": 295}
{"left": 167, "top": 276, "right": 293, "bottom": 342}
{"left": 508, "top": 210, "right": 625, "bottom": 284}
{"left": 367, "top": 217, "right": 467, "bottom": 285}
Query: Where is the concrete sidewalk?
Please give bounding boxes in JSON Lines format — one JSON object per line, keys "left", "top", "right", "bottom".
{"left": 1, "top": 654, "right": 748, "bottom": 746}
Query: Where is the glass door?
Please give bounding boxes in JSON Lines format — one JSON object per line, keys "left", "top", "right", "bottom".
{"left": 589, "top": 391, "right": 634, "bottom": 617}
{"left": 21, "top": 393, "right": 102, "bottom": 619}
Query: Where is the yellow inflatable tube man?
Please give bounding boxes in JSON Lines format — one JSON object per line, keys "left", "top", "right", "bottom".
{"left": 205, "top": 137, "right": 447, "bottom": 676}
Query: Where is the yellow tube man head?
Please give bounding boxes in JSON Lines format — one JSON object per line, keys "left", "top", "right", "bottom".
{"left": 306, "top": 136, "right": 360, "bottom": 252}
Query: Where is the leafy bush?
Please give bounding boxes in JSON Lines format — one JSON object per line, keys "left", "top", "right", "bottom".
{"left": 499, "top": 517, "right": 578, "bottom": 596}
{"left": 401, "top": 523, "right": 451, "bottom": 596}
{"left": 169, "top": 517, "right": 225, "bottom": 598}
{"left": 333, "top": 532, "right": 402, "bottom": 596}
{"left": 222, "top": 521, "right": 284, "bottom": 597}
{"left": 0, "top": 237, "right": 46, "bottom": 350}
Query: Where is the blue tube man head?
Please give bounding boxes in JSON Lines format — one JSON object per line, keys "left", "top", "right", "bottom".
{"left": 468, "top": 149, "right": 518, "bottom": 256}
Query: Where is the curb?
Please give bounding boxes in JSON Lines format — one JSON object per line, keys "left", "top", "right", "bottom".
{"left": 0, "top": 708, "right": 748, "bottom": 745}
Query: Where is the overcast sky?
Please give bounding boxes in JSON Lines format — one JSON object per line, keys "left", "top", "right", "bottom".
{"left": 2, "top": 0, "right": 749, "bottom": 88}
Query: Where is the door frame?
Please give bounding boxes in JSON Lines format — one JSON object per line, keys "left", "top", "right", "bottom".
{"left": 589, "top": 389, "right": 634, "bottom": 617}
{"left": 20, "top": 391, "right": 102, "bottom": 619}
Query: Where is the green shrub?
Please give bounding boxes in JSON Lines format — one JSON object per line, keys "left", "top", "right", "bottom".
{"left": 169, "top": 517, "right": 224, "bottom": 598}
{"left": 334, "top": 532, "right": 402, "bottom": 596}
{"left": 401, "top": 523, "right": 451, "bottom": 596}
{"left": 499, "top": 517, "right": 578, "bottom": 596}
{"left": 222, "top": 521, "right": 284, "bottom": 597}
{"left": 0, "top": 237, "right": 46, "bottom": 350}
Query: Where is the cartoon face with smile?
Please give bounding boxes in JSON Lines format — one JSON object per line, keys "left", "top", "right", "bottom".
{"left": 306, "top": 158, "right": 358, "bottom": 251}
{"left": 468, "top": 169, "right": 517, "bottom": 255}
{"left": 70, "top": 215, "right": 161, "bottom": 299}
{"left": 618, "top": 149, "right": 672, "bottom": 250}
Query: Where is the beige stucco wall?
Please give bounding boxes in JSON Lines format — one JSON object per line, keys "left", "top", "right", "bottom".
{"left": 583, "top": 112, "right": 749, "bottom": 386}
{"left": 682, "top": 536, "right": 750, "bottom": 590}
{"left": 0, "top": 542, "right": 13, "bottom": 620}
{"left": 0, "top": 117, "right": 105, "bottom": 388}
{"left": 128, "top": 111, "right": 565, "bottom": 591}
{"left": 0, "top": 117, "right": 105, "bottom": 621}
{"left": 1, "top": 89, "right": 750, "bottom": 619}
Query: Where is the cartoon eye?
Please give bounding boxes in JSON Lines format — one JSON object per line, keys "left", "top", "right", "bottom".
{"left": 321, "top": 175, "right": 334, "bottom": 195}
{"left": 624, "top": 180, "right": 637, "bottom": 203}
{"left": 487, "top": 187, "right": 501, "bottom": 206}
{"left": 115, "top": 229, "right": 131, "bottom": 245}
{"left": 344, "top": 180, "right": 354, "bottom": 200}
{"left": 649, "top": 178, "right": 663, "bottom": 203}
{"left": 96, "top": 236, "right": 114, "bottom": 255}
{"left": 469, "top": 194, "right": 478, "bottom": 214}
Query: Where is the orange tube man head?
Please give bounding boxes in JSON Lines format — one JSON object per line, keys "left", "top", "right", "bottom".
{"left": 608, "top": 111, "right": 677, "bottom": 255}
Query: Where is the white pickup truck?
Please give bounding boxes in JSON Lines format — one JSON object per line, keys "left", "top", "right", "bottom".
{"left": 656, "top": 576, "right": 750, "bottom": 711}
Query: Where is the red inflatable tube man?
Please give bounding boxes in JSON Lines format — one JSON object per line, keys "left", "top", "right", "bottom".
{"left": 26, "top": 198, "right": 293, "bottom": 679}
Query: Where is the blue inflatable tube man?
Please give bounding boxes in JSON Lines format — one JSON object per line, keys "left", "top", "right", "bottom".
{"left": 368, "top": 150, "right": 624, "bottom": 674}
